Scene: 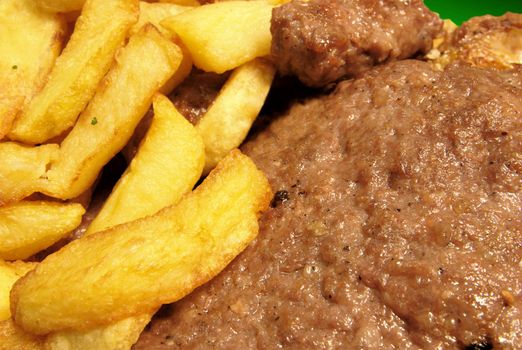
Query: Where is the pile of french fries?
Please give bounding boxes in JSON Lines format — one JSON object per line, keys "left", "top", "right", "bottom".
{"left": 0, "top": 0, "right": 280, "bottom": 348}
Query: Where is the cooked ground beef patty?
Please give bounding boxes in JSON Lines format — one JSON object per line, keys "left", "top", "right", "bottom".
{"left": 135, "top": 60, "right": 522, "bottom": 349}
{"left": 271, "top": 0, "right": 442, "bottom": 87}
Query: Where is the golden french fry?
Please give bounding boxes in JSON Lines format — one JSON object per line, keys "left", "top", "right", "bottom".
{"left": 0, "top": 0, "right": 65, "bottom": 139}
{"left": 131, "top": 1, "right": 194, "bottom": 94}
{"left": 130, "top": 1, "right": 192, "bottom": 37}
{"left": 86, "top": 94, "right": 204, "bottom": 235}
{"left": 0, "top": 318, "right": 43, "bottom": 350}
{"left": 197, "top": 58, "right": 275, "bottom": 173}
{"left": 44, "top": 314, "right": 152, "bottom": 350}
{"left": 43, "top": 24, "right": 183, "bottom": 200}
{"left": 0, "top": 142, "right": 59, "bottom": 206}
{"left": 0, "top": 261, "right": 36, "bottom": 321}
{"left": 35, "top": 0, "right": 86, "bottom": 13}
{"left": 46, "top": 94, "right": 204, "bottom": 349}
{"left": 0, "top": 264, "right": 18, "bottom": 321}
{"left": 9, "top": 0, "right": 139, "bottom": 144}
{"left": 12, "top": 150, "right": 272, "bottom": 335}
{"left": 0, "top": 259, "right": 40, "bottom": 349}
{"left": 0, "top": 201, "right": 85, "bottom": 260}
{"left": 159, "top": 0, "right": 200, "bottom": 6}
{"left": 162, "top": 0, "right": 275, "bottom": 73}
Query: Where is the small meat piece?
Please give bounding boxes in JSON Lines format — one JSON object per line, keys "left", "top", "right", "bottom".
{"left": 169, "top": 68, "right": 230, "bottom": 125}
{"left": 433, "top": 13, "right": 522, "bottom": 70}
{"left": 135, "top": 60, "right": 522, "bottom": 349}
{"left": 271, "top": 0, "right": 442, "bottom": 87}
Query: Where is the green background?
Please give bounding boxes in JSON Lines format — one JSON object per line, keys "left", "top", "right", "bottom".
{"left": 425, "top": 0, "right": 522, "bottom": 24}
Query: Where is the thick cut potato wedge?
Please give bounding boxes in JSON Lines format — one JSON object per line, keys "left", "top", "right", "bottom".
{"left": 0, "top": 0, "right": 65, "bottom": 139}
{"left": 0, "top": 319, "right": 42, "bottom": 350}
{"left": 0, "top": 264, "right": 18, "bottom": 321}
{"left": 35, "top": 0, "right": 85, "bottom": 13}
{"left": 46, "top": 94, "right": 204, "bottom": 349}
{"left": 159, "top": 0, "right": 200, "bottom": 6}
{"left": 197, "top": 58, "right": 275, "bottom": 173}
{"left": 130, "top": 1, "right": 192, "bottom": 37}
{"left": 44, "top": 313, "right": 152, "bottom": 350}
{"left": 43, "top": 25, "right": 183, "bottom": 200}
{"left": 0, "top": 142, "right": 59, "bottom": 206}
{"left": 0, "top": 201, "right": 85, "bottom": 260}
{"left": 162, "top": 0, "right": 275, "bottom": 73}
{"left": 0, "top": 261, "right": 36, "bottom": 321}
{"left": 11, "top": 150, "right": 272, "bottom": 335}
{"left": 9, "top": 0, "right": 139, "bottom": 144}
{"left": 85, "top": 94, "right": 204, "bottom": 235}
{"left": 131, "top": 1, "right": 194, "bottom": 94}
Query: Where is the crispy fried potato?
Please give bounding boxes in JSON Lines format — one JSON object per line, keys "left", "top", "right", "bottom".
{"left": 0, "top": 261, "right": 36, "bottom": 321}
{"left": 0, "top": 201, "right": 85, "bottom": 260}
{"left": 85, "top": 94, "right": 204, "bottom": 235}
{"left": 0, "top": 0, "right": 65, "bottom": 139}
{"left": 162, "top": 0, "right": 276, "bottom": 73}
{"left": 197, "top": 58, "right": 275, "bottom": 173}
{"left": 0, "top": 318, "right": 42, "bottom": 350}
{"left": 46, "top": 94, "right": 204, "bottom": 349}
{"left": 44, "top": 313, "right": 152, "bottom": 350}
{"left": 130, "top": 1, "right": 192, "bottom": 36}
{"left": 9, "top": 0, "right": 139, "bottom": 144}
{"left": 43, "top": 25, "right": 183, "bottom": 200}
{"left": 0, "top": 142, "right": 59, "bottom": 206}
{"left": 131, "top": 1, "right": 194, "bottom": 94}
{"left": 35, "top": 0, "right": 85, "bottom": 13}
{"left": 159, "top": 0, "right": 200, "bottom": 6}
{"left": 12, "top": 150, "right": 272, "bottom": 335}
{"left": 0, "top": 264, "right": 18, "bottom": 321}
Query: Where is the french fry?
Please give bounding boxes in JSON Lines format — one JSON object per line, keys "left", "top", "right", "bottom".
{"left": 0, "top": 142, "right": 59, "bottom": 206}
{"left": 44, "top": 314, "right": 151, "bottom": 350}
{"left": 0, "top": 0, "right": 65, "bottom": 139}
{"left": 0, "top": 201, "right": 85, "bottom": 260}
{"left": 131, "top": 1, "right": 194, "bottom": 94}
{"left": 197, "top": 58, "right": 275, "bottom": 173}
{"left": 35, "top": 0, "right": 86, "bottom": 13}
{"left": 9, "top": 0, "right": 139, "bottom": 144}
{"left": 0, "top": 261, "right": 40, "bottom": 349}
{"left": 159, "top": 0, "right": 200, "bottom": 6}
{"left": 162, "top": 0, "right": 276, "bottom": 73}
{"left": 45, "top": 94, "right": 204, "bottom": 348}
{"left": 85, "top": 94, "right": 204, "bottom": 234}
{"left": 43, "top": 25, "right": 183, "bottom": 200}
{"left": 0, "top": 263, "right": 19, "bottom": 321}
{"left": 11, "top": 150, "right": 272, "bottom": 335}
{"left": 0, "top": 318, "right": 42, "bottom": 350}
{"left": 0, "top": 261, "right": 36, "bottom": 321}
{"left": 130, "top": 1, "right": 193, "bottom": 37}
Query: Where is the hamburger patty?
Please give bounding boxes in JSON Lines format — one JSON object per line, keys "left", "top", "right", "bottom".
{"left": 135, "top": 60, "right": 522, "bottom": 349}
{"left": 271, "top": 0, "right": 442, "bottom": 87}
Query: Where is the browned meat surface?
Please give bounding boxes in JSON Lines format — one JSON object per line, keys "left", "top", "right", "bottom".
{"left": 134, "top": 60, "right": 522, "bottom": 349}
{"left": 432, "top": 13, "right": 522, "bottom": 70}
{"left": 169, "top": 69, "right": 230, "bottom": 125}
{"left": 270, "top": 0, "right": 442, "bottom": 87}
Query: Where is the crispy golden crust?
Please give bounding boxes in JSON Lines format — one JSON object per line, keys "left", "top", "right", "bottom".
{"left": 429, "top": 13, "right": 522, "bottom": 70}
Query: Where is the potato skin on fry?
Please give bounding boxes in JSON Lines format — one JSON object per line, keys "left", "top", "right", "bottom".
{"left": 9, "top": 0, "right": 139, "bottom": 144}
{"left": 0, "top": 201, "right": 85, "bottom": 261}
{"left": 11, "top": 150, "right": 271, "bottom": 335}
{"left": 43, "top": 24, "right": 183, "bottom": 200}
